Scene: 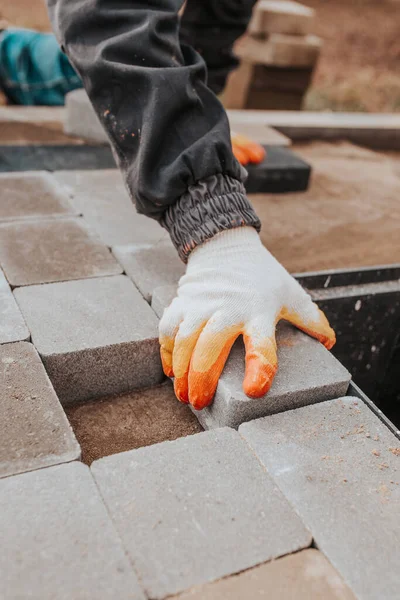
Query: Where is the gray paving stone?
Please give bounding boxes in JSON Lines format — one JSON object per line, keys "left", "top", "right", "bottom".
{"left": 15, "top": 275, "right": 163, "bottom": 404}
{"left": 113, "top": 239, "right": 185, "bottom": 302}
{"left": 65, "top": 89, "right": 109, "bottom": 143}
{"left": 91, "top": 428, "right": 311, "bottom": 599}
{"left": 0, "top": 171, "right": 77, "bottom": 222}
{"left": 0, "top": 217, "right": 122, "bottom": 287}
{"left": 240, "top": 397, "right": 400, "bottom": 600}
{"left": 173, "top": 549, "right": 356, "bottom": 600}
{"left": 151, "top": 286, "right": 351, "bottom": 429}
{"left": 0, "top": 462, "right": 145, "bottom": 600}
{"left": 151, "top": 284, "right": 177, "bottom": 318}
{"left": 0, "top": 342, "right": 80, "bottom": 478}
{"left": 54, "top": 169, "right": 168, "bottom": 247}
{"left": 0, "top": 268, "right": 29, "bottom": 343}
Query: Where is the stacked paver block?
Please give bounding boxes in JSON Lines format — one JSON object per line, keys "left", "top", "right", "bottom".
{"left": 0, "top": 342, "right": 80, "bottom": 478}
{"left": 249, "top": 0, "right": 315, "bottom": 36}
{"left": 65, "top": 89, "right": 109, "bottom": 144}
{"left": 0, "top": 217, "right": 122, "bottom": 286}
{"left": 0, "top": 171, "right": 77, "bottom": 222}
{"left": 113, "top": 238, "right": 185, "bottom": 302}
{"left": 0, "top": 462, "right": 145, "bottom": 600}
{"left": 91, "top": 428, "right": 312, "bottom": 599}
{"left": 240, "top": 397, "right": 400, "bottom": 600}
{"left": 54, "top": 169, "right": 167, "bottom": 247}
{"left": 0, "top": 268, "right": 29, "bottom": 343}
{"left": 173, "top": 549, "right": 356, "bottom": 599}
{"left": 15, "top": 275, "right": 163, "bottom": 404}
{"left": 151, "top": 285, "right": 351, "bottom": 429}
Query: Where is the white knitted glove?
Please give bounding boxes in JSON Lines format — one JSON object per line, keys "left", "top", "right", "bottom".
{"left": 159, "top": 227, "right": 335, "bottom": 410}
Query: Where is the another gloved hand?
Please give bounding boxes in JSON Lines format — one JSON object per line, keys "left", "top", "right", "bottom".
{"left": 231, "top": 132, "right": 266, "bottom": 166}
{"left": 159, "top": 227, "right": 336, "bottom": 410}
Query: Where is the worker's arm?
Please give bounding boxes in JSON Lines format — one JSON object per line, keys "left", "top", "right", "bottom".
{"left": 47, "top": 0, "right": 260, "bottom": 261}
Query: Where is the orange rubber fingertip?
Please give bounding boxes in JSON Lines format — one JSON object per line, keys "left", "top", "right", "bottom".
{"left": 247, "top": 145, "right": 266, "bottom": 164}
{"left": 174, "top": 376, "right": 190, "bottom": 404}
{"left": 243, "top": 360, "right": 277, "bottom": 398}
{"left": 232, "top": 145, "right": 249, "bottom": 166}
{"left": 160, "top": 350, "right": 174, "bottom": 378}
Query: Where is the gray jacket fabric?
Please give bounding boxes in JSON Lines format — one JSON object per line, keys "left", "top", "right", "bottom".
{"left": 47, "top": 0, "right": 261, "bottom": 261}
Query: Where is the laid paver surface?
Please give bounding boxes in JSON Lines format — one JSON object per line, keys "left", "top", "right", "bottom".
{"left": 173, "top": 549, "right": 356, "bottom": 600}
{"left": 240, "top": 397, "right": 400, "bottom": 600}
{"left": 15, "top": 275, "right": 163, "bottom": 403}
{"left": 0, "top": 462, "right": 145, "bottom": 600}
{"left": 0, "top": 217, "right": 122, "bottom": 286}
{"left": 113, "top": 238, "right": 184, "bottom": 302}
{"left": 54, "top": 169, "right": 167, "bottom": 247}
{"left": 0, "top": 268, "right": 29, "bottom": 343}
{"left": 66, "top": 381, "right": 202, "bottom": 464}
{"left": 0, "top": 171, "right": 76, "bottom": 222}
{"left": 151, "top": 284, "right": 177, "bottom": 318}
{"left": 91, "top": 428, "right": 311, "bottom": 599}
{"left": 0, "top": 342, "right": 80, "bottom": 478}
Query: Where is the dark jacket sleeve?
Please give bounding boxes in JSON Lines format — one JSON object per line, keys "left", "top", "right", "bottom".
{"left": 47, "top": 0, "right": 261, "bottom": 261}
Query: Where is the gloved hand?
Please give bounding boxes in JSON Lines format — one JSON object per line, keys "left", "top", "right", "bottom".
{"left": 231, "top": 132, "right": 266, "bottom": 166}
{"left": 159, "top": 227, "right": 336, "bottom": 410}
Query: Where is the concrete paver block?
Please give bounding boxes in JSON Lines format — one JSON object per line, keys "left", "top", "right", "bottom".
{"left": 113, "top": 239, "right": 184, "bottom": 302}
{"left": 0, "top": 217, "right": 122, "bottom": 287}
{"left": 54, "top": 169, "right": 167, "bottom": 246}
{"left": 91, "top": 428, "right": 311, "bottom": 599}
{"left": 173, "top": 549, "right": 356, "bottom": 600}
{"left": 240, "top": 397, "right": 400, "bottom": 600}
{"left": 0, "top": 342, "right": 80, "bottom": 478}
{"left": 249, "top": 0, "right": 315, "bottom": 37}
{"left": 0, "top": 462, "right": 145, "bottom": 600}
{"left": 0, "top": 268, "right": 29, "bottom": 343}
{"left": 65, "top": 89, "right": 109, "bottom": 143}
{"left": 0, "top": 171, "right": 76, "bottom": 222}
{"left": 151, "top": 284, "right": 177, "bottom": 318}
{"left": 15, "top": 275, "right": 163, "bottom": 404}
{"left": 66, "top": 380, "right": 202, "bottom": 464}
{"left": 237, "top": 33, "right": 322, "bottom": 68}
{"left": 151, "top": 286, "right": 351, "bottom": 429}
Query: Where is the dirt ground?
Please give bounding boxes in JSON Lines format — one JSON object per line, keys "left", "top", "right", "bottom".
{"left": 1, "top": 0, "right": 399, "bottom": 112}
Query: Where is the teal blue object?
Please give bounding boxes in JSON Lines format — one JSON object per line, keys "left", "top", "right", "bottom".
{"left": 0, "top": 28, "right": 82, "bottom": 105}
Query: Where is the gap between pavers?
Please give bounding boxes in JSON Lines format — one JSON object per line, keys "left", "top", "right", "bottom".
{"left": 113, "top": 239, "right": 185, "bottom": 303}
{"left": 151, "top": 285, "right": 351, "bottom": 430}
{"left": 14, "top": 275, "right": 163, "bottom": 404}
{"left": 54, "top": 169, "right": 168, "bottom": 247}
{"left": 239, "top": 397, "right": 400, "bottom": 600}
{"left": 0, "top": 462, "right": 145, "bottom": 600}
{"left": 172, "top": 549, "right": 356, "bottom": 600}
{"left": 0, "top": 342, "right": 80, "bottom": 479}
{"left": 0, "top": 171, "right": 77, "bottom": 222}
{"left": 0, "top": 217, "right": 122, "bottom": 287}
{"left": 91, "top": 428, "right": 312, "bottom": 599}
{"left": 0, "top": 268, "right": 29, "bottom": 344}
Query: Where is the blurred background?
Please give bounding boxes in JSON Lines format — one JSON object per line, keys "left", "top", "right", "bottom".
{"left": 1, "top": 0, "right": 399, "bottom": 112}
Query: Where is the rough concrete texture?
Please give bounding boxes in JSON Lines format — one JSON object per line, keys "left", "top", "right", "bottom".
{"left": 66, "top": 381, "right": 202, "bottom": 465}
{"left": 15, "top": 275, "right": 163, "bottom": 404}
{"left": 240, "top": 397, "right": 400, "bottom": 600}
{"left": 0, "top": 342, "right": 80, "bottom": 478}
{"left": 54, "top": 169, "right": 168, "bottom": 247}
{"left": 151, "top": 285, "right": 351, "bottom": 429}
{"left": 113, "top": 238, "right": 185, "bottom": 302}
{"left": 91, "top": 428, "right": 311, "bottom": 599}
{"left": 0, "top": 217, "right": 122, "bottom": 287}
{"left": 65, "top": 89, "right": 109, "bottom": 143}
{"left": 194, "top": 322, "right": 351, "bottom": 430}
{"left": 0, "top": 268, "right": 29, "bottom": 343}
{"left": 236, "top": 33, "right": 321, "bottom": 68}
{"left": 0, "top": 462, "right": 145, "bottom": 600}
{"left": 0, "top": 171, "right": 76, "bottom": 222}
{"left": 174, "top": 549, "right": 355, "bottom": 600}
{"left": 151, "top": 284, "right": 177, "bottom": 318}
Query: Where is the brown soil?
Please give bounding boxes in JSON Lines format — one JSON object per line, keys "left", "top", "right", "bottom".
{"left": 253, "top": 140, "right": 400, "bottom": 272}
{"left": 65, "top": 381, "right": 203, "bottom": 465}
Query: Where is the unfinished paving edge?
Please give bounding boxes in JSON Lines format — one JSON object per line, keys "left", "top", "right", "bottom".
{"left": 0, "top": 268, "right": 30, "bottom": 344}
{"left": 91, "top": 428, "right": 312, "bottom": 599}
